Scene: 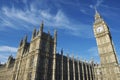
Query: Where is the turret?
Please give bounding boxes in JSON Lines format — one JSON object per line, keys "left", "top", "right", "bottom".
{"left": 39, "top": 21, "right": 44, "bottom": 36}
{"left": 6, "top": 55, "right": 14, "bottom": 68}
{"left": 19, "top": 35, "right": 27, "bottom": 48}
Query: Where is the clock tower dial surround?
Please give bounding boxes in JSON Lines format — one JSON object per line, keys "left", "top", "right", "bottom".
{"left": 96, "top": 26, "right": 103, "bottom": 33}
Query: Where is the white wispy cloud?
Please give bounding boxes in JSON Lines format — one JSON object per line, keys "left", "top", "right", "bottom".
{"left": 1, "top": 6, "right": 39, "bottom": 28}
{"left": 80, "top": 9, "right": 87, "bottom": 14}
{"left": 0, "top": 46, "right": 17, "bottom": 52}
{"left": 0, "top": 54, "right": 8, "bottom": 60}
{"left": 0, "top": 46, "right": 17, "bottom": 63}
{"left": 0, "top": 4, "right": 93, "bottom": 38}
{"left": 22, "top": 0, "right": 28, "bottom": 4}
{"left": 95, "top": 0, "right": 103, "bottom": 8}
{"left": 84, "top": 46, "right": 100, "bottom": 62}
{"left": 0, "top": 54, "right": 8, "bottom": 64}
{"left": 88, "top": 46, "right": 98, "bottom": 56}
{"left": 89, "top": 0, "right": 103, "bottom": 9}
{"left": 100, "top": 4, "right": 120, "bottom": 10}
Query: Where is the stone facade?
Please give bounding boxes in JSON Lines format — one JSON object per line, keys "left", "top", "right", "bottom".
{"left": 55, "top": 50, "right": 95, "bottom": 80}
{"left": 0, "top": 22, "right": 95, "bottom": 80}
{"left": 0, "top": 56, "right": 15, "bottom": 80}
{"left": 93, "top": 10, "right": 120, "bottom": 80}
{"left": 11, "top": 22, "right": 57, "bottom": 80}
{"left": 0, "top": 11, "right": 120, "bottom": 80}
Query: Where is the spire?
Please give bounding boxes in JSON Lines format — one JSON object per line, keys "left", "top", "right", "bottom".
{"left": 8, "top": 55, "right": 13, "bottom": 60}
{"left": 61, "top": 48, "right": 63, "bottom": 55}
{"left": 19, "top": 38, "right": 23, "bottom": 46}
{"left": 95, "top": 9, "right": 101, "bottom": 20}
{"left": 32, "top": 28, "right": 36, "bottom": 39}
{"left": 48, "top": 30, "right": 50, "bottom": 35}
{"left": 39, "top": 21, "right": 44, "bottom": 32}
{"left": 94, "top": 8, "right": 103, "bottom": 24}
{"left": 39, "top": 21, "right": 44, "bottom": 36}
{"left": 94, "top": 7, "right": 98, "bottom": 14}
{"left": 54, "top": 29, "right": 57, "bottom": 41}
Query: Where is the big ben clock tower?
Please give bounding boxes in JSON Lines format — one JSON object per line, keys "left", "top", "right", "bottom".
{"left": 93, "top": 10, "right": 120, "bottom": 80}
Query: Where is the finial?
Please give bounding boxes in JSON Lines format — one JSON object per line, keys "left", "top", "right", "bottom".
{"left": 72, "top": 55, "right": 74, "bottom": 59}
{"left": 54, "top": 29, "right": 57, "bottom": 37}
{"left": 80, "top": 57, "right": 82, "bottom": 61}
{"left": 10, "top": 54, "right": 12, "bottom": 57}
{"left": 61, "top": 48, "right": 63, "bottom": 55}
{"left": 54, "top": 29, "right": 57, "bottom": 33}
{"left": 20, "top": 38, "right": 23, "bottom": 46}
{"left": 90, "top": 57, "right": 94, "bottom": 63}
{"left": 48, "top": 30, "right": 50, "bottom": 34}
{"left": 54, "top": 29, "right": 57, "bottom": 42}
{"left": 94, "top": 7, "right": 100, "bottom": 16}
{"left": 38, "top": 21, "right": 44, "bottom": 35}
{"left": 33, "top": 27, "right": 36, "bottom": 33}
{"left": 23, "top": 35, "right": 27, "bottom": 43}
{"left": 94, "top": 8, "right": 102, "bottom": 21}
{"left": 8, "top": 54, "right": 13, "bottom": 60}
{"left": 95, "top": 7, "right": 98, "bottom": 14}
{"left": 32, "top": 27, "right": 36, "bottom": 39}
{"left": 39, "top": 21, "right": 44, "bottom": 32}
{"left": 67, "top": 53, "right": 69, "bottom": 58}
{"left": 41, "top": 20, "right": 44, "bottom": 28}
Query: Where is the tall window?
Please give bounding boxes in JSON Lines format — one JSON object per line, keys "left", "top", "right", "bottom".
{"left": 29, "top": 56, "right": 34, "bottom": 68}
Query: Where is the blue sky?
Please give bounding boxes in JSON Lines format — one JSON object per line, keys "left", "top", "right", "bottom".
{"left": 0, "top": 0, "right": 120, "bottom": 64}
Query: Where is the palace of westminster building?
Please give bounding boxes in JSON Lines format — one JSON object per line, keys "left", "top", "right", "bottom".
{"left": 0, "top": 11, "right": 120, "bottom": 80}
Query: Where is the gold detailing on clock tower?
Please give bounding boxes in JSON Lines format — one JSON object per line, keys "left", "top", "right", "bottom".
{"left": 94, "top": 10, "right": 120, "bottom": 80}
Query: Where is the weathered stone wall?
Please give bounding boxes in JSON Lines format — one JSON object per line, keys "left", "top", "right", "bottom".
{"left": 55, "top": 53, "right": 95, "bottom": 80}
{"left": 0, "top": 62, "right": 14, "bottom": 80}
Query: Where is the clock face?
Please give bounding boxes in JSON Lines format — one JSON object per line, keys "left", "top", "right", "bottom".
{"left": 96, "top": 26, "right": 103, "bottom": 33}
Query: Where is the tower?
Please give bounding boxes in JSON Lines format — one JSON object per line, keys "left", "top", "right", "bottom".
{"left": 93, "top": 10, "right": 120, "bottom": 80}
{"left": 11, "top": 21, "right": 57, "bottom": 80}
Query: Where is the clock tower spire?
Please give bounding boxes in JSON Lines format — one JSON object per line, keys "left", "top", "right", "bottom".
{"left": 93, "top": 10, "right": 120, "bottom": 80}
